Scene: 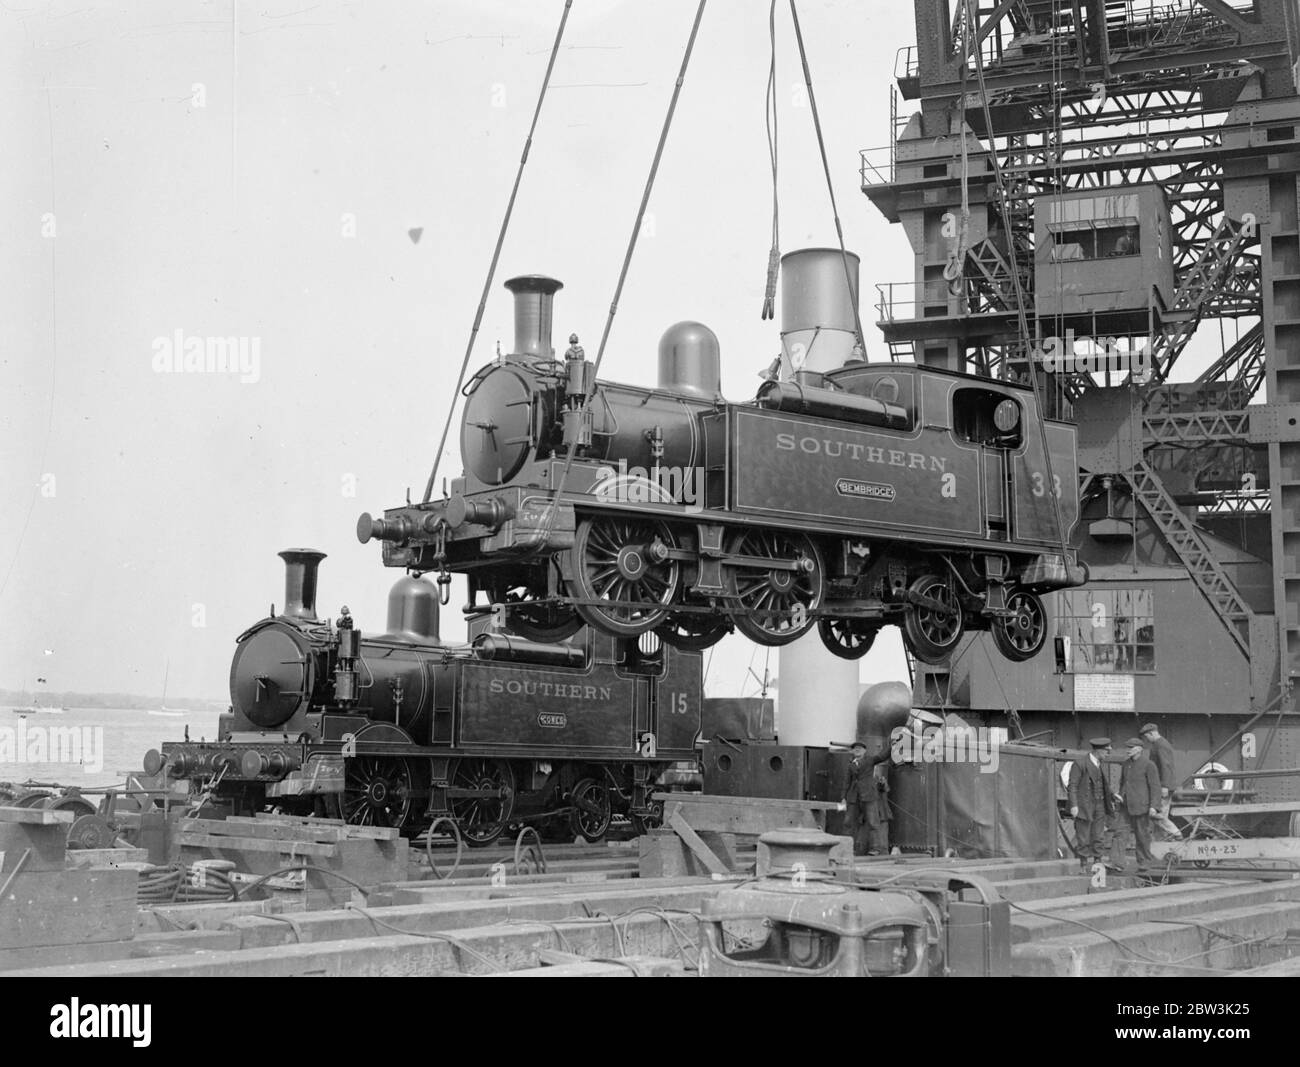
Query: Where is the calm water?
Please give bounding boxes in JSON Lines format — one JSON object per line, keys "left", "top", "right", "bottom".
{"left": 0, "top": 705, "right": 222, "bottom": 789}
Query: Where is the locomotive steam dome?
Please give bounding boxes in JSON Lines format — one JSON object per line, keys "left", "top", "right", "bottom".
{"left": 657, "top": 321, "right": 721, "bottom": 398}
{"left": 385, "top": 574, "right": 440, "bottom": 641}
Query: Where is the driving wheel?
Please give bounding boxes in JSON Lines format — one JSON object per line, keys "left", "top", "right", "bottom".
{"left": 725, "top": 530, "right": 823, "bottom": 646}
{"left": 566, "top": 516, "right": 680, "bottom": 636}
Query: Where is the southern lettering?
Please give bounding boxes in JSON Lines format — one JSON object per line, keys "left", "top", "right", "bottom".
{"left": 489, "top": 678, "right": 612, "bottom": 700}
{"left": 775, "top": 431, "right": 947, "bottom": 472}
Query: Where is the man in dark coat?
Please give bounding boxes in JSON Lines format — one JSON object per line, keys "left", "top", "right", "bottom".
{"left": 1140, "top": 722, "right": 1181, "bottom": 838}
{"left": 1068, "top": 737, "right": 1115, "bottom": 871}
{"left": 1117, "top": 736, "right": 1163, "bottom": 870}
{"left": 843, "top": 740, "right": 890, "bottom": 856}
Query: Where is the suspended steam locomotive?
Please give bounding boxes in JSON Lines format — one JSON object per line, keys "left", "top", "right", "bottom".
{"left": 358, "top": 253, "right": 1085, "bottom": 666}
{"left": 147, "top": 549, "right": 701, "bottom": 839}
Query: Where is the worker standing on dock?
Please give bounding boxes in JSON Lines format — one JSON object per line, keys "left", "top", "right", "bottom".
{"left": 1140, "top": 723, "right": 1182, "bottom": 839}
{"left": 1117, "top": 737, "right": 1163, "bottom": 871}
{"left": 1068, "top": 738, "right": 1115, "bottom": 871}
{"left": 843, "top": 740, "right": 890, "bottom": 856}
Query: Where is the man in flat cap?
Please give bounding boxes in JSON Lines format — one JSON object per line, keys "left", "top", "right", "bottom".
{"left": 1117, "top": 736, "right": 1162, "bottom": 870}
{"left": 843, "top": 740, "right": 891, "bottom": 856}
{"left": 1068, "top": 737, "right": 1115, "bottom": 871}
{"left": 1140, "top": 722, "right": 1181, "bottom": 839}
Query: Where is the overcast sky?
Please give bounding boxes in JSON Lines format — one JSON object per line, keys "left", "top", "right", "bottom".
{"left": 1, "top": 0, "right": 922, "bottom": 701}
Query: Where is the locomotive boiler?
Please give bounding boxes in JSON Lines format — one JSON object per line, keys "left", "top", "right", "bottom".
{"left": 358, "top": 261, "right": 1086, "bottom": 665}
{"left": 148, "top": 549, "right": 701, "bottom": 840}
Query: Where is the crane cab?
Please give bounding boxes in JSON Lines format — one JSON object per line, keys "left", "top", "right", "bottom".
{"left": 1034, "top": 185, "right": 1173, "bottom": 330}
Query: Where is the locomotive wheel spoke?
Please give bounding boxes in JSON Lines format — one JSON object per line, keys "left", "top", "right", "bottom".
{"left": 819, "top": 617, "right": 880, "bottom": 660}
{"left": 991, "top": 590, "right": 1047, "bottom": 662}
{"left": 569, "top": 777, "right": 613, "bottom": 842}
{"left": 724, "top": 530, "right": 823, "bottom": 646}
{"left": 903, "top": 574, "right": 965, "bottom": 665}
{"left": 344, "top": 756, "right": 415, "bottom": 831}
{"left": 567, "top": 517, "right": 680, "bottom": 636}
{"left": 448, "top": 758, "right": 515, "bottom": 846}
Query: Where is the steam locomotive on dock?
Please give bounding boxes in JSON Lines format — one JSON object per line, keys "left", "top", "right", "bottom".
{"left": 148, "top": 549, "right": 702, "bottom": 841}
{"left": 149, "top": 250, "right": 1084, "bottom": 844}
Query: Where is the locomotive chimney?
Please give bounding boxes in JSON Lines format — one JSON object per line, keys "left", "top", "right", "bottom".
{"left": 279, "top": 548, "right": 326, "bottom": 621}
{"left": 504, "top": 274, "right": 564, "bottom": 359}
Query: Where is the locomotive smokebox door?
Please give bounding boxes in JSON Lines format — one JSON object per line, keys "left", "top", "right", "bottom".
{"left": 460, "top": 363, "right": 537, "bottom": 485}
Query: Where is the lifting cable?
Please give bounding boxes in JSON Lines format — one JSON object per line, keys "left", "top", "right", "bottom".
{"left": 421, "top": 0, "right": 574, "bottom": 504}
{"left": 760, "top": 0, "right": 780, "bottom": 320}
{"left": 946, "top": 0, "right": 971, "bottom": 294}
{"left": 966, "top": 0, "right": 1072, "bottom": 572}
{"left": 788, "top": 0, "right": 866, "bottom": 356}
{"left": 537, "top": 0, "right": 708, "bottom": 545}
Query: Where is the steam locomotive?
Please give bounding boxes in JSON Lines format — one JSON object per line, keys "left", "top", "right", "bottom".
{"left": 147, "top": 549, "right": 702, "bottom": 840}
{"left": 358, "top": 264, "right": 1085, "bottom": 666}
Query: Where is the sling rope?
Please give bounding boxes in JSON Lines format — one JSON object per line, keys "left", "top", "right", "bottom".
{"left": 788, "top": 0, "right": 866, "bottom": 357}
{"left": 949, "top": 0, "right": 970, "bottom": 294}
{"left": 967, "top": 0, "right": 1072, "bottom": 572}
{"left": 761, "top": 0, "right": 780, "bottom": 320}
{"left": 421, "top": 0, "right": 574, "bottom": 503}
{"left": 536, "top": 0, "right": 708, "bottom": 546}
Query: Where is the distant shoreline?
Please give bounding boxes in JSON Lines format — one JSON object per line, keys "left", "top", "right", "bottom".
{"left": 0, "top": 690, "right": 226, "bottom": 713}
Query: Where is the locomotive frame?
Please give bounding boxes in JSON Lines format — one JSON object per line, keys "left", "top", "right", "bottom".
{"left": 361, "top": 349, "right": 1085, "bottom": 666}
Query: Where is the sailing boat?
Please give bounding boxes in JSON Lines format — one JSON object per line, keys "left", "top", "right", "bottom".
{"left": 148, "top": 661, "right": 185, "bottom": 717}
{"left": 23, "top": 650, "right": 66, "bottom": 713}
{"left": 13, "top": 688, "right": 34, "bottom": 717}
{"left": 15, "top": 674, "right": 61, "bottom": 716}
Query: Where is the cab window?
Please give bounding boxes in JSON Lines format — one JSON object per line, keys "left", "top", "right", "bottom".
{"left": 953, "top": 388, "right": 1022, "bottom": 448}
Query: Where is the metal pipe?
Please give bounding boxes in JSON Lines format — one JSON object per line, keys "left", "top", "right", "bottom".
{"left": 756, "top": 379, "right": 908, "bottom": 428}
{"left": 472, "top": 633, "right": 586, "bottom": 668}
{"left": 1188, "top": 768, "right": 1300, "bottom": 779}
